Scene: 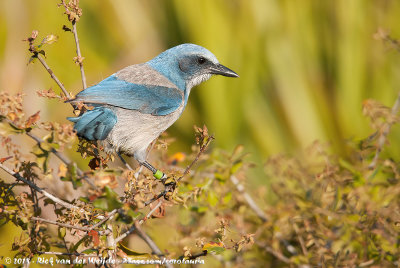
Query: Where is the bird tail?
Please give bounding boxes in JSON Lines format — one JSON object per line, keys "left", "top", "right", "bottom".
{"left": 67, "top": 107, "right": 117, "bottom": 141}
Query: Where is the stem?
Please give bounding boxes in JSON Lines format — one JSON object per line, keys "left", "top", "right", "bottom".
{"left": 0, "top": 163, "right": 79, "bottom": 210}
{"left": 230, "top": 175, "right": 268, "bottom": 222}
{"left": 25, "top": 129, "right": 96, "bottom": 188}
{"left": 72, "top": 21, "right": 87, "bottom": 89}
{"left": 37, "top": 55, "right": 71, "bottom": 99}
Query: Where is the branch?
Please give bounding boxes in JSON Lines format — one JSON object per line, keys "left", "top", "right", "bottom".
{"left": 25, "top": 129, "right": 96, "bottom": 188}
{"left": 31, "top": 216, "right": 110, "bottom": 235}
{"left": 90, "top": 209, "right": 118, "bottom": 230}
{"left": 138, "top": 200, "right": 163, "bottom": 225}
{"left": 72, "top": 21, "right": 87, "bottom": 89}
{"left": 37, "top": 251, "right": 83, "bottom": 256}
{"left": 177, "top": 135, "right": 214, "bottom": 182}
{"left": 0, "top": 163, "right": 79, "bottom": 210}
{"left": 134, "top": 222, "right": 174, "bottom": 268}
{"left": 369, "top": 91, "right": 400, "bottom": 169}
{"left": 262, "top": 244, "right": 291, "bottom": 264}
{"left": 115, "top": 200, "right": 163, "bottom": 243}
{"left": 37, "top": 55, "right": 71, "bottom": 99}
{"left": 230, "top": 175, "right": 268, "bottom": 222}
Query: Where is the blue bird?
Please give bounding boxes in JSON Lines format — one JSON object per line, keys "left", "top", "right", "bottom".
{"left": 67, "top": 44, "right": 238, "bottom": 179}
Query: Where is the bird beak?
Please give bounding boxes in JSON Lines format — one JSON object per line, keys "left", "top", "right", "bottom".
{"left": 209, "top": 63, "right": 239, "bottom": 78}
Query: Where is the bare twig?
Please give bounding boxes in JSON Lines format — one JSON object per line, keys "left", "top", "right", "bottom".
{"left": 293, "top": 223, "right": 307, "bottom": 255}
{"left": 178, "top": 250, "right": 207, "bottom": 260}
{"left": 37, "top": 251, "right": 83, "bottom": 256}
{"left": 138, "top": 200, "right": 163, "bottom": 225}
{"left": 89, "top": 209, "right": 118, "bottom": 230}
{"left": 115, "top": 200, "right": 162, "bottom": 244}
{"left": 230, "top": 175, "right": 268, "bottom": 222}
{"left": 134, "top": 222, "right": 174, "bottom": 268}
{"left": 262, "top": 245, "right": 291, "bottom": 264}
{"left": 118, "top": 153, "right": 133, "bottom": 171}
{"left": 114, "top": 225, "right": 135, "bottom": 245}
{"left": 0, "top": 163, "right": 79, "bottom": 210}
{"left": 32, "top": 217, "right": 88, "bottom": 232}
{"left": 144, "top": 187, "right": 171, "bottom": 207}
{"left": 25, "top": 130, "right": 96, "bottom": 188}
{"left": 369, "top": 91, "right": 400, "bottom": 169}
{"left": 31, "top": 216, "right": 110, "bottom": 235}
{"left": 177, "top": 135, "right": 214, "bottom": 182}
{"left": 37, "top": 55, "right": 71, "bottom": 99}
{"left": 72, "top": 21, "right": 87, "bottom": 89}
{"left": 106, "top": 223, "right": 117, "bottom": 260}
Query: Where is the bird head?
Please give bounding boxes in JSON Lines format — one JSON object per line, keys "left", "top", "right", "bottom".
{"left": 147, "top": 44, "right": 238, "bottom": 91}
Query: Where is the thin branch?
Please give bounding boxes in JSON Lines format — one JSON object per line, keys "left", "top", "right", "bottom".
{"left": 37, "top": 251, "right": 82, "bottom": 256}
{"left": 114, "top": 224, "right": 135, "bottom": 245}
{"left": 89, "top": 209, "right": 118, "bottom": 230}
{"left": 25, "top": 130, "right": 96, "bottom": 188}
{"left": 177, "top": 135, "right": 214, "bottom": 182}
{"left": 0, "top": 163, "right": 79, "bottom": 210}
{"left": 106, "top": 223, "right": 117, "bottom": 260}
{"left": 37, "top": 55, "right": 71, "bottom": 99}
{"left": 31, "top": 216, "right": 110, "bottom": 235}
{"left": 72, "top": 21, "right": 87, "bottom": 89}
{"left": 134, "top": 222, "right": 174, "bottom": 268}
{"left": 230, "top": 175, "right": 268, "bottom": 222}
{"left": 178, "top": 250, "right": 207, "bottom": 260}
{"left": 138, "top": 200, "right": 163, "bottom": 225}
{"left": 118, "top": 153, "right": 133, "bottom": 171}
{"left": 369, "top": 91, "right": 400, "bottom": 169}
{"left": 143, "top": 187, "right": 170, "bottom": 207}
{"left": 114, "top": 201, "right": 162, "bottom": 244}
{"left": 262, "top": 245, "right": 291, "bottom": 264}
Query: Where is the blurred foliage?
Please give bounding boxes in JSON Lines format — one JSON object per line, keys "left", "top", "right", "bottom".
{"left": 1, "top": 0, "right": 400, "bottom": 267}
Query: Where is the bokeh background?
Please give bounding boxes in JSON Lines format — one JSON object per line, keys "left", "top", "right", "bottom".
{"left": 2, "top": 0, "right": 400, "bottom": 263}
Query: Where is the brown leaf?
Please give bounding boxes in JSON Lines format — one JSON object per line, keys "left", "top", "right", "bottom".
{"left": 88, "top": 230, "right": 100, "bottom": 247}
{"left": 37, "top": 88, "right": 59, "bottom": 99}
{"left": 25, "top": 111, "right": 40, "bottom": 128}
{"left": 0, "top": 156, "right": 12, "bottom": 164}
{"left": 149, "top": 202, "right": 166, "bottom": 219}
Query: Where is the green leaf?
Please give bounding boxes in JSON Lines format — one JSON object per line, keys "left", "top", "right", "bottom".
{"left": 118, "top": 243, "right": 151, "bottom": 257}
{"left": 207, "top": 191, "right": 219, "bottom": 207}
{"left": 230, "top": 160, "right": 243, "bottom": 174}
{"left": 222, "top": 192, "right": 232, "bottom": 204}
{"left": 58, "top": 227, "right": 66, "bottom": 239}
{"left": 203, "top": 242, "right": 225, "bottom": 255}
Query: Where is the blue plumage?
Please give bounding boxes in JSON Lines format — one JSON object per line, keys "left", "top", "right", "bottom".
{"left": 67, "top": 107, "right": 117, "bottom": 140}
{"left": 72, "top": 75, "right": 183, "bottom": 116}
{"left": 68, "top": 43, "right": 238, "bottom": 177}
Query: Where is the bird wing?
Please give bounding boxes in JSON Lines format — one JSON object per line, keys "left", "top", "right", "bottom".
{"left": 70, "top": 74, "right": 184, "bottom": 116}
{"left": 67, "top": 107, "right": 117, "bottom": 140}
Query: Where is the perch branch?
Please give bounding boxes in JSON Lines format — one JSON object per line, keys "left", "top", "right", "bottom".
{"left": 72, "top": 21, "right": 87, "bottom": 89}
{"left": 37, "top": 55, "right": 71, "bottom": 99}
{"left": 0, "top": 163, "right": 79, "bottom": 210}
{"left": 177, "top": 135, "right": 214, "bottom": 182}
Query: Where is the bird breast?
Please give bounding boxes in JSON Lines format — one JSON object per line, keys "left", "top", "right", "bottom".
{"left": 101, "top": 105, "right": 184, "bottom": 157}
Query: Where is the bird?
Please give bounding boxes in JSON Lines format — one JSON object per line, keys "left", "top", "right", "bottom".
{"left": 67, "top": 43, "right": 238, "bottom": 179}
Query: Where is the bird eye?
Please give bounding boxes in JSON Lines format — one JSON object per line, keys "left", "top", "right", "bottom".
{"left": 197, "top": 57, "right": 206, "bottom": 64}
